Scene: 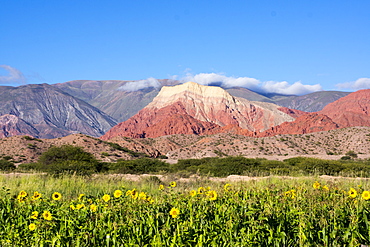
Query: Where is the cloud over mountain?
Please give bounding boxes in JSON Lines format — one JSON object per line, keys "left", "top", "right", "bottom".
{"left": 336, "top": 78, "right": 370, "bottom": 90}
{"left": 119, "top": 77, "right": 161, "bottom": 92}
{"left": 182, "top": 73, "right": 322, "bottom": 95}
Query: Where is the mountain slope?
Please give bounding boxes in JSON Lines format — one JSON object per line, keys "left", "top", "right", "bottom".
{"left": 54, "top": 79, "right": 179, "bottom": 122}
{"left": 101, "top": 82, "right": 298, "bottom": 139}
{"left": 0, "top": 84, "right": 117, "bottom": 138}
{"left": 319, "top": 89, "right": 370, "bottom": 127}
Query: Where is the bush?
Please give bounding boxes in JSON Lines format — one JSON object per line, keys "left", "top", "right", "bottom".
{"left": 0, "top": 159, "right": 16, "bottom": 171}
{"left": 36, "top": 145, "right": 101, "bottom": 175}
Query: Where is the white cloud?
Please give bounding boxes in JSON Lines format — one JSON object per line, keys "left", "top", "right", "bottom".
{"left": 119, "top": 77, "right": 161, "bottom": 92}
{"left": 336, "top": 78, "right": 370, "bottom": 90}
{"left": 260, "top": 81, "right": 322, "bottom": 95}
{"left": 0, "top": 65, "right": 26, "bottom": 84}
{"left": 182, "top": 72, "right": 322, "bottom": 95}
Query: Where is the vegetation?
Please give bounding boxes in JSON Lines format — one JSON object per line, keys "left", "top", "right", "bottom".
{"left": 0, "top": 175, "right": 370, "bottom": 245}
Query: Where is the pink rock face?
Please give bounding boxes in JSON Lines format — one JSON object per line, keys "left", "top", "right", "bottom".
{"left": 258, "top": 113, "right": 339, "bottom": 137}
{"left": 0, "top": 114, "right": 39, "bottom": 138}
{"left": 319, "top": 89, "right": 370, "bottom": 128}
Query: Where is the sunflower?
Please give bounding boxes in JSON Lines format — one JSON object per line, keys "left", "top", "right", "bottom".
{"left": 197, "top": 187, "right": 206, "bottom": 194}
{"left": 224, "top": 184, "right": 231, "bottom": 192}
{"left": 206, "top": 190, "right": 218, "bottom": 201}
{"left": 43, "top": 210, "right": 52, "bottom": 221}
{"left": 348, "top": 188, "right": 357, "bottom": 198}
{"left": 52, "top": 192, "right": 62, "bottom": 201}
{"left": 362, "top": 191, "right": 370, "bottom": 200}
{"left": 169, "top": 181, "right": 177, "bottom": 188}
{"left": 90, "top": 204, "right": 98, "bottom": 212}
{"left": 126, "top": 189, "right": 133, "bottom": 196}
{"left": 102, "top": 194, "right": 111, "bottom": 202}
{"left": 322, "top": 185, "right": 329, "bottom": 191}
{"left": 169, "top": 207, "right": 180, "bottom": 218}
{"left": 78, "top": 194, "right": 85, "bottom": 201}
{"left": 139, "top": 192, "right": 147, "bottom": 200}
{"left": 131, "top": 190, "right": 138, "bottom": 200}
{"left": 313, "top": 181, "right": 320, "bottom": 189}
{"left": 76, "top": 203, "right": 85, "bottom": 210}
{"left": 70, "top": 204, "right": 76, "bottom": 210}
{"left": 159, "top": 184, "right": 164, "bottom": 190}
{"left": 189, "top": 190, "right": 197, "bottom": 197}
{"left": 18, "top": 190, "right": 28, "bottom": 198}
{"left": 28, "top": 223, "right": 37, "bottom": 231}
{"left": 114, "top": 190, "right": 123, "bottom": 198}
{"left": 31, "top": 191, "right": 42, "bottom": 200}
{"left": 30, "top": 211, "right": 39, "bottom": 220}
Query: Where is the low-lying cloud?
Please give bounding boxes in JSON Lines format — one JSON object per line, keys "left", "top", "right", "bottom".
{"left": 119, "top": 77, "right": 161, "bottom": 92}
{"left": 118, "top": 73, "right": 323, "bottom": 95}
{"left": 0, "top": 65, "right": 26, "bottom": 85}
{"left": 182, "top": 73, "right": 322, "bottom": 95}
{"left": 336, "top": 78, "right": 370, "bottom": 90}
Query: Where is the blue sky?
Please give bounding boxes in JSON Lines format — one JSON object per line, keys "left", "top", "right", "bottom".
{"left": 1, "top": 1, "right": 369, "bottom": 94}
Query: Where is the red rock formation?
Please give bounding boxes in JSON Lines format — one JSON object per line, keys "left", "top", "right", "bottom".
{"left": 319, "top": 89, "right": 370, "bottom": 128}
{"left": 258, "top": 113, "right": 339, "bottom": 137}
{"left": 101, "top": 82, "right": 297, "bottom": 140}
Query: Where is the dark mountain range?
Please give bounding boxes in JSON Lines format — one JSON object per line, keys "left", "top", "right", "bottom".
{"left": 0, "top": 84, "right": 117, "bottom": 138}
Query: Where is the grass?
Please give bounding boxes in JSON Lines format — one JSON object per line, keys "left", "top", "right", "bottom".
{"left": 1, "top": 174, "right": 370, "bottom": 246}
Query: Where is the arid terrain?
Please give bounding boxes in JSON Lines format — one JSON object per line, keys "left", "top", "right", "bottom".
{"left": 1, "top": 126, "right": 369, "bottom": 164}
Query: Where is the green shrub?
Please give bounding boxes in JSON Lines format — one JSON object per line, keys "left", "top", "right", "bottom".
{"left": 0, "top": 159, "right": 16, "bottom": 171}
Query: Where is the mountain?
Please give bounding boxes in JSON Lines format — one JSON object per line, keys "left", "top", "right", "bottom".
{"left": 0, "top": 114, "right": 39, "bottom": 138}
{"left": 102, "top": 82, "right": 370, "bottom": 140}
{"left": 0, "top": 84, "right": 117, "bottom": 138}
{"left": 273, "top": 91, "right": 350, "bottom": 112}
{"left": 319, "top": 89, "right": 370, "bottom": 128}
{"left": 54, "top": 80, "right": 349, "bottom": 122}
{"left": 54, "top": 79, "right": 179, "bottom": 122}
{"left": 101, "top": 82, "right": 299, "bottom": 139}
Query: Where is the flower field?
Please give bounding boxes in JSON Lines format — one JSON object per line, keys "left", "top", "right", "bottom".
{"left": 1, "top": 175, "right": 370, "bottom": 246}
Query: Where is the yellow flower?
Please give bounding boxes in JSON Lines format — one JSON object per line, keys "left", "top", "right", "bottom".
{"left": 30, "top": 211, "right": 39, "bottom": 219}
{"left": 362, "top": 191, "right": 370, "bottom": 200}
{"left": 42, "top": 210, "right": 52, "bottom": 221}
{"left": 323, "top": 185, "right": 329, "bottom": 191}
{"left": 28, "top": 223, "right": 37, "bottom": 231}
{"left": 102, "top": 194, "right": 111, "bottom": 202}
{"left": 18, "top": 190, "right": 28, "bottom": 198}
{"left": 146, "top": 197, "right": 154, "bottom": 204}
{"left": 90, "top": 204, "right": 98, "bottom": 212}
{"left": 198, "top": 187, "right": 206, "bottom": 194}
{"left": 224, "top": 184, "right": 231, "bottom": 192}
{"left": 31, "top": 191, "right": 42, "bottom": 200}
{"left": 52, "top": 192, "right": 62, "bottom": 201}
{"left": 131, "top": 190, "right": 138, "bottom": 200}
{"left": 159, "top": 184, "right": 164, "bottom": 190}
{"left": 126, "top": 189, "right": 133, "bottom": 196}
{"left": 189, "top": 190, "right": 197, "bottom": 197}
{"left": 348, "top": 188, "right": 357, "bottom": 198}
{"left": 313, "top": 181, "right": 320, "bottom": 189}
{"left": 70, "top": 204, "right": 75, "bottom": 210}
{"left": 139, "top": 192, "right": 147, "bottom": 200}
{"left": 169, "top": 181, "right": 177, "bottom": 188}
{"left": 206, "top": 190, "right": 218, "bottom": 201}
{"left": 78, "top": 194, "right": 85, "bottom": 200}
{"left": 76, "top": 203, "right": 85, "bottom": 210}
{"left": 169, "top": 207, "right": 180, "bottom": 218}
{"left": 114, "top": 190, "right": 123, "bottom": 198}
